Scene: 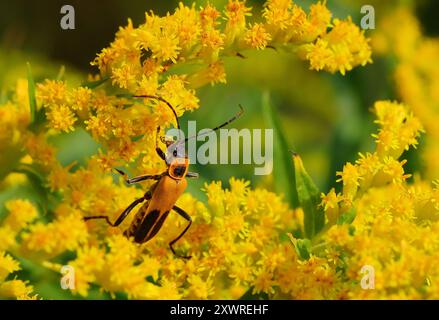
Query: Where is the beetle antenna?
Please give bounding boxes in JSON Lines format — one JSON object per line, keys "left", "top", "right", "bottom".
{"left": 133, "top": 95, "right": 181, "bottom": 141}
{"left": 178, "top": 105, "right": 244, "bottom": 145}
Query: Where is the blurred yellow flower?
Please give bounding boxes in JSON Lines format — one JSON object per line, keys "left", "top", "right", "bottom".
{"left": 0, "top": 252, "right": 35, "bottom": 299}
{"left": 372, "top": 6, "right": 439, "bottom": 179}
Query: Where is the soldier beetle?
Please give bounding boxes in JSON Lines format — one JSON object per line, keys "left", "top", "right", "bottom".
{"left": 84, "top": 95, "right": 243, "bottom": 259}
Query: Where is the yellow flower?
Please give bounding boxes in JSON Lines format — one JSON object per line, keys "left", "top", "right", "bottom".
{"left": 372, "top": 7, "right": 438, "bottom": 179}
{"left": 187, "top": 274, "right": 214, "bottom": 299}
{"left": 36, "top": 80, "right": 67, "bottom": 107}
{"left": 70, "top": 87, "right": 93, "bottom": 112}
{"left": 0, "top": 252, "right": 35, "bottom": 299}
{"left": 0, "top": 252, "right": 20, "bottom": 281}
{"left": 301, "top": 17, "right": 372, "bottom": 75}
{"left": 159, "top": 75, "right": 199, "bottom": 113}
{"left": 21, "top": 212, "right": 88, "bottom": 258}
{"left": 173, "top": 3, "right": 201, "bottom": 50}
{"left": 3, "top": 199, "right": 38, "bottom": 233}
{"left": 336, "top": 162, "right": 362, "bottom": 200}
{"left": 263, "top": 0, "right": 293, "bottom": 31}
{"left": 244, "top": 23, "right": 272, "bottom": 50}
{"left": 0, "top": 227, "right": 16, "bottom": 252}
{"left": 46, "top": 104, "right": 77, "bottom": 132}
{"left": 320, "top": 188, "right": 341, "bottom": 224}
{"left": 224, "top": 0, "right": 252, "bottom": 46}
{"left": 200, "top": 3, "right": 221, "bottom": 27}
{"left": 229, "top": 257, "right": 253, "bottom": 285}
{"left": 111, "top": 63, "right": 138, "bottom": 90}
{"left": 308, "top": 1, "right": 331, "bottom": 38}
{"left": 158, "top": 278, "right": 182, "bottom": 299}
{"left": 252, "top": 268, "right": 276, "bottom": 295}
{"left": 373, "top": 101, "right": 423, "bottom": 159}
{"left": 303, "top": 39, "right": 332, "bottom": 71}
{"left": 150, "top": 33, "right": 181, "bottom": 64}
{"left": 0, "top": 280, "right": 33, "bottom": 299}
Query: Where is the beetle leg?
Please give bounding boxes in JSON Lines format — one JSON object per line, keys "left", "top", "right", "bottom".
{"left": 170, "top": 205, "right": 192, "bottom": 260}
{"left": 113, "top": 168, "right": 162, "bottom": 185}
{"left": 84, "top": 196, "right": 146, "bottom": 226}
{"left": 186, "top": 171, "right": 199, "bottom": 179}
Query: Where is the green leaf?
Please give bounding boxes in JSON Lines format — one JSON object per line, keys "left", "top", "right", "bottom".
{"left": 26, "top": 62, "right": 37, "bottom": 123}
{"left": 288, "top": 233, "right": 311, "bottom": 260}
{"left": 261, "top": 91, "right": 299, "bottom": 208}
{"left": 13, "top": 163, "right": 45, "bottom": 184}
{"left": 295, "top": 239, "right": 312, "bottom": 260}
{"left": 293, "top": 154, "right": 325, "bottom": 239}
{"left": 56, "top": 65, "right": 66, "bottom": 81}
{"left": 28, "top": 107, "right": 47, "bottom": 133}
{"left": 81, "top": 77, "right": 109, "bottom": 89}
{"left": 337, "top": 208, "right": 356, "bottom": 225}
{"left": 116, "top": 93, "right": 137, "bottom": 99}
{"left": 13, "top": 163, "right": 50, "bottom": 214}
{"left": 0, "top": 89, "right": 7, "bottom": 104}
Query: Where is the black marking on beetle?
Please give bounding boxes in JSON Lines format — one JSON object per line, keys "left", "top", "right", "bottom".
{"left": 173, "top": 166, "right": 186, "bottom": 177}
{"left": 134, "top": 209, "right": 160, "bottom": 243}
{"left": 146, "top": 211, "right": 170, "bottom": 241}
{"left": 125, "top": 203, "right": 148, "bottom": 237}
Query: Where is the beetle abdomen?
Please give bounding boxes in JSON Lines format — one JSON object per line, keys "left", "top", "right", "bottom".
{"left": 124, "top": 202, "right": 148, "bottom": 238}
{"left": 126, "top": 208, "right": 171, "bottom": 244}
{"left": 133, "top": 209, "right": 160, "bottom": 243}
{"left": 146, "top": 211, "right": 170, "bottom": 241}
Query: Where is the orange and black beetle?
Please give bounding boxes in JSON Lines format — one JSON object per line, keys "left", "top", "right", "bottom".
{"left": 84, "top": 95, "right": 243, "bottom": 259}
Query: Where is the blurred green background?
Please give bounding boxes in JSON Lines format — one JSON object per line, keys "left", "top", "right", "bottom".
{"left": 1, "top": 0, "right": 439, "bottom": 197}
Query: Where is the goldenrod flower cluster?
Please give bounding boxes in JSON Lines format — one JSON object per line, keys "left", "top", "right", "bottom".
{"left": 31, "top": 1, "right": 371, "bottom": 179}
{"left": 318, "top": 101, "right": 439, "bottom": 299}
{"left": 0, "top": 200, "right": 37, "bottom": 299}
{"left": 39, "top": 178, "right": 301, "bottom": 299}
{"left": 372, "top": 6, "right": 439, "bottom": 179}
{"left": 93, "top": 0, "right": 371, "bottom": 90}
